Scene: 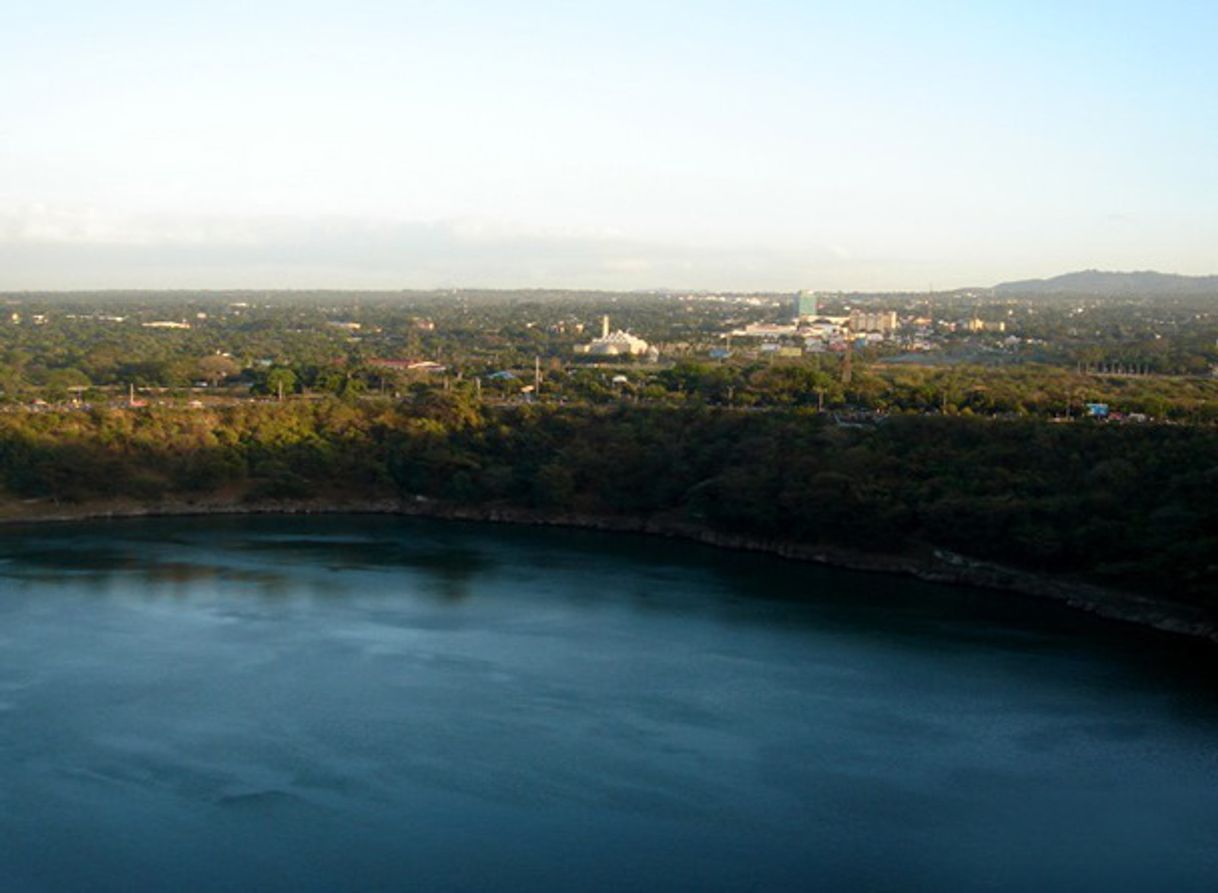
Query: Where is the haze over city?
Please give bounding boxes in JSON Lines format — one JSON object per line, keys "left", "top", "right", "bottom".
{"left": 2, "top": 0, "right": 1216, "bottom": 291}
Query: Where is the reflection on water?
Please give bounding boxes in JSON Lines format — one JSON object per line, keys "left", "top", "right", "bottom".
{"left": 2, "top": 549, "right": 290, "bottom": 591}
{"left": 234, "top": 535, "right": 493, "bottom": 600}
{"left": 0, "top": 515, "right": 1217, "bottom": 892}
{"left": 0, "top": 521, "right": 495, "bottom": 602}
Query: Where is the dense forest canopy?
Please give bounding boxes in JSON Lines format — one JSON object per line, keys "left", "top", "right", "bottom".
{"left": 1, "top": 399, "right": 1213, "bottom": 617}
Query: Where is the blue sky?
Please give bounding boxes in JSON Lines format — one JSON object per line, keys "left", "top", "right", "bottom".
{"left": 1, "top": 1, "right": 1215, "bottom": 290}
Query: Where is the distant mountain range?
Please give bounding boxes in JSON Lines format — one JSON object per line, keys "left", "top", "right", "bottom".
{"left": 993, "top": 270, "right": 1218, "bottom": 297}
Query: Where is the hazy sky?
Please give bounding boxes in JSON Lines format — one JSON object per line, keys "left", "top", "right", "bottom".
{"left": 2, "top": 0, "right": 1215, "bottom": 291}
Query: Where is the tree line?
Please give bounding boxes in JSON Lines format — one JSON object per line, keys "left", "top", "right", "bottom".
{"left": 0, "top": 398, "right": 1213, "bottom": 615}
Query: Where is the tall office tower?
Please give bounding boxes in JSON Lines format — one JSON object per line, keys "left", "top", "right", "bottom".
{"left": 795, "top": 290, "right": 819, "bottom": 321}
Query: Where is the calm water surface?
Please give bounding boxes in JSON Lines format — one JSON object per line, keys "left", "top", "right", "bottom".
{"left": 1, "top": 516, "right": 1216, "bottom": 892}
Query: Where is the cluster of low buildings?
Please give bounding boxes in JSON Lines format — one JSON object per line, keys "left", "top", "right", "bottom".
{"left": 722, "top": 292, "right": 903, "bottom": 356}
{"left": 711, "top": 291, "right": 1030, "bottom": 359}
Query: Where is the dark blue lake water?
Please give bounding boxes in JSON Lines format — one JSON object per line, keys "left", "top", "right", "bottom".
{"left": 1, "top": 516, "right": 1216, "bottom": 891}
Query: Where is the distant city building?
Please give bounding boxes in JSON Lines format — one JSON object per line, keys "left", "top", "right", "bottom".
{"left": 406, "top": 361, "right": 447, "bottom": 373}
{"left": 370, "top": 359, "right": 447, "bottom": 373}
{"left": 730, "top": 322, "right": 800, "bottom": 338}
{"left": 848, "top": 309, "right": 898, "bottom": 335}
{"left": 141, "top": 320, "right": 192, "bottom": 329}
{"left": 805, "top": 318, "right": 845, "bottom": 338}
{"left": 966, "top": 318, "right": 1006, "bottom": 333}
{"left": 794, "top": 290, "right": 819, "bottom": 321}
{"left": 573, "top": 315, "right": 650, "bottom": 357}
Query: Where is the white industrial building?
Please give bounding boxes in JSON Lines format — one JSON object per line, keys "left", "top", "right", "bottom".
{"left": 574, "top": 316, "right": 650, "bottom": 357}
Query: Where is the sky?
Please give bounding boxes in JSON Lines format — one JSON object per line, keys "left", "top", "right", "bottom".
{"left": 1, "top": 0, "right": 1216, "bottom": 291}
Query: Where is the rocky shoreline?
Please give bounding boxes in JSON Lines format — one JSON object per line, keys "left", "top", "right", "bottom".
{"left": 3, "top": 494, "right": 1215, "bottom": 645}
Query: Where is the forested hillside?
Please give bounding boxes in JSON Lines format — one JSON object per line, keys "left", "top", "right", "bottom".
{"left": 1, "top": 399, "right": 1213, "bottom": 614}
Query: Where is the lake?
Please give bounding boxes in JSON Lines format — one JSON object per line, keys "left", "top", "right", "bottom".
{"left": 1, "top": 515, "right": 1216, "bottom": 891}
